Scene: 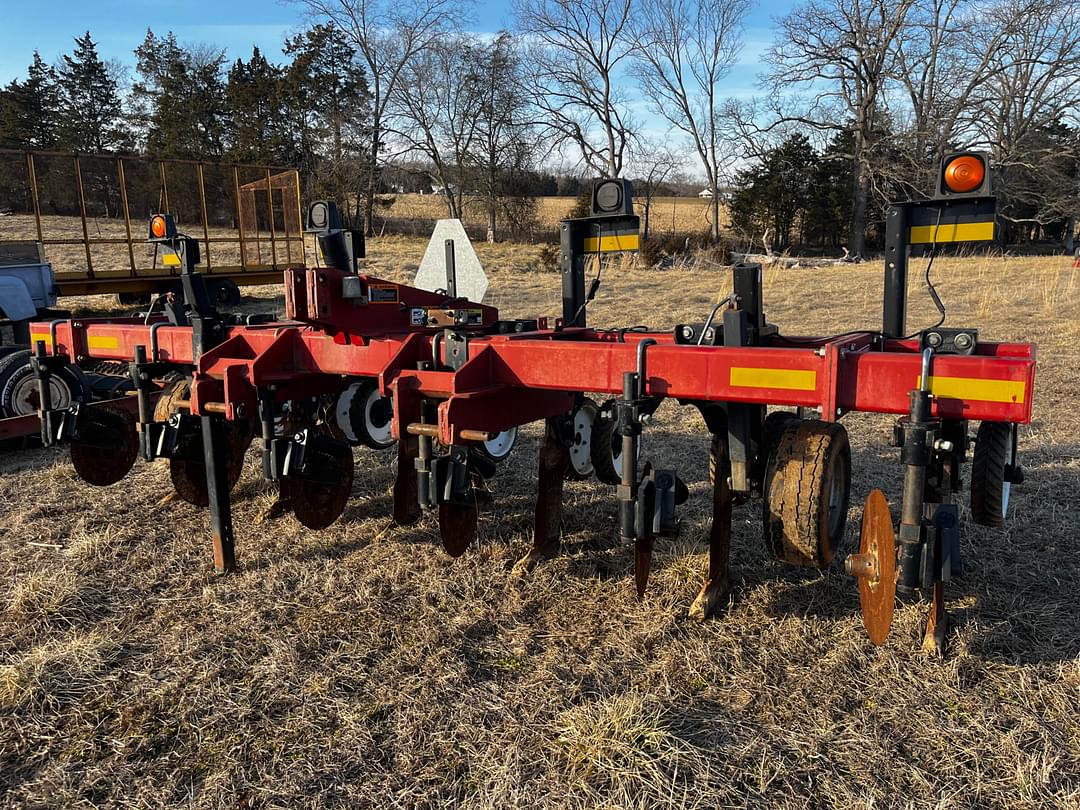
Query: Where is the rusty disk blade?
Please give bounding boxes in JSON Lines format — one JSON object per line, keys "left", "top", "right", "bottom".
{"left": 439, "top": 499, "right": 477, "bottom": 558}
{"left": 286, "top": 443, "right": 355, "bottom": 531}
{"left": 169, "top": 419, "right": 254, "bottom": 507}
{"left": 70, "top": 401, "right": 138, "bottom": 486}
{"left": 856, "top": 489, "right": 897, "bottom": 645}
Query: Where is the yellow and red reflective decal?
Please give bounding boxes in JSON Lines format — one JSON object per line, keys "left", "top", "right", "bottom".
{"left": 583, "top": 233, "right": 640, "bottom": 253}
{"left": 909, "top": 221, "right": 995, "bottom": 244}
{"left": 920, "top": 375, "right": 1025, "bottom": 404}
{"left": 730, "top": 367, "right": 817, "bottom": 391}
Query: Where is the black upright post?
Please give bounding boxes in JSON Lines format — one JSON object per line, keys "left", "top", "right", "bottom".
{"left": 883, "top": 203, "right": 911, "bottom": 338}
{"left": 560, "top": 220, "right": 587, "bottom": 327}
{"left": 202, "top": 412, "right": 236, "bottom": 573}
{"left": 172, "top": 233, "right": 236, "bottom": 574}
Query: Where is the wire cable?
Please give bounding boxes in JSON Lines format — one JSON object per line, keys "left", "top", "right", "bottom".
{"left": 904, "top": 206, "right": 946, "bottom": 339}
{"left": 570, "top": 221, "right": 605, "bottom": 326}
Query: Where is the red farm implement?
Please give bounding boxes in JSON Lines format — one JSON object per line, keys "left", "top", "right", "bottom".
{"left": 28, "top": 154, "right": 1034, "bottom": 652}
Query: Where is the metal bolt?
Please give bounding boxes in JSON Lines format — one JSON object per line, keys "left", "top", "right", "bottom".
{"left": 680, "top": 326, "right": 694, "bottom": 339}
{"left": 73, "top": 321, "right": 83, "bottom": 328}
{"left": 926, "top": 331, "right": 943, "bottom": 347}
{"left": 954, "top": 332, "right": 973, "bottom": 350}
{"left": 934, "top": 439, "right": 954, "bottom": 452}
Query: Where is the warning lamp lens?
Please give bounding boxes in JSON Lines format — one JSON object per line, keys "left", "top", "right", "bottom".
{"left": 595, "top": 180, "right": 623, "bottom": 212}
{"left": 150, "top": 215, "right": 167, "bottom": 239}
{"left": 943, "top": 155, "right": 985, "bottom": 193}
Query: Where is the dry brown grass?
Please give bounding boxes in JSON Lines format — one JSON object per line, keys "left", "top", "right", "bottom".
{"left": 1, "top": 242, "right": 1078, "bottom": 808}
{"left": 386, "top": 194, "right": 722, "bottom": 235}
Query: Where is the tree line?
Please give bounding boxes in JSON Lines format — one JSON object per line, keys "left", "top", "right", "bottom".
{"left": 1, "top": 0, "right": 1077, "bottom": 252}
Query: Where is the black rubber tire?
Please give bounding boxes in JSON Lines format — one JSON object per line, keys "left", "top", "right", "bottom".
{"left": 352, "top": 382, "right": 395, "bottom": 450}
{"left": 763, "top": 419, "right": 851, "bottom": 568}
{"left": 590, "top": 413, "right": 623, "bottom": 485}
{"left": 0, "top": 350, "right": 88, "bottom": 418}
{"left": 0, "top": 345, "right": 25, "bottom": 363}
{"left": 970, "top": 421, "right": 1013, "bottom": 528}
{"left": 745, "top": 409, "right": 799, "bottom": 488}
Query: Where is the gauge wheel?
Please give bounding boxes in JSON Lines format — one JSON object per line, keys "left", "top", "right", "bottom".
{"left": 565, "top": 398, "right": 598, "bottom": 481}
{"left": 0, "top": 349, "right": 88, "bottom": 419}
{"left": 478, "top": 427, "right": 517, "bottom": 463}
{"left": 970, "top": 421, "right": 1015, "bottom": 528}
{"left": 763, "top": 419, "right": 851, "bottom": 567}
{"left": 590, "top": 412, "right": 624, "bottom": 485}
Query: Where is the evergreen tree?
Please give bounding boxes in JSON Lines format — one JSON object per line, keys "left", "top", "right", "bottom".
{"left": 280, "top": 26, "right": 372, "bottom": 223}
{"left": 730, "top": 134, "right": 818, "bottom": 250}
{"left": 225, "top": 46, "right": 284, "bottom": 164}
{"left": 132, "top": 30, "right": 228, "bottom": 158}
{"left": 0, "top": 52, "right": 60, "bottom": 149}
{"left": 805, "top": 130, "right": 854, "bottom": 249}
{"left": 58, "top": 32, "right": 129, "bottom": 152}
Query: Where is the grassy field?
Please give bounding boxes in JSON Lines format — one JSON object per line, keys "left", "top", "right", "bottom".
{"left": 383, "top": 194, "right": 722, "bottom": 237}
{"left": 0, "top": 241, "right": 1078, "bottom": 808}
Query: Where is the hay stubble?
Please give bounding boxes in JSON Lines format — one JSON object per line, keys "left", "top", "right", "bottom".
{"left": 1, "top": 245, "right": 1077, "bottom": 808}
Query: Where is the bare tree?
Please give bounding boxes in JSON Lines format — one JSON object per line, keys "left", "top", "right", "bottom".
{"left": 472, "top": 34, "right": 537, "bottom": 242}
{"left": 626, "top": 139, "right": 682, "bottom": 239}
{"left": 766, "top": 0, "right": 918, "bottom": 257}
{"left": 296, "top": 0, "right": 469, "bottom": 234}
{"left": 968, "top": 0, "right": 1080, "bottom": 243}
{"left": 390, "top": 36, "right": 485, "bottom": 219}
{"left": 514, "top": 0, "right": 637, "bottom": 177}
{"left": 631, "top": 0, "right": 749, "bottom": 240}
{"left": 886, "top": 0, "right": 1031, "bottom": 196}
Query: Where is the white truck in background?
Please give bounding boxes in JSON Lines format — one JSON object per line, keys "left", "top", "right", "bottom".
{"left": 0, "top": 240, "right": 62, "bottom": 346}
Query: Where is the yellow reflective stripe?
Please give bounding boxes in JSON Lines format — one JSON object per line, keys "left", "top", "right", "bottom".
{"left": 583, "top": 233, "right": 640, "bottom": 253}
{"left": 909, "top": 221, "right": 994, "bottom": 244}
{"left": 923, "top": 375, "right": 1025, "bottom": 404}
{"left": 162, "top": 252, "right": 182, "bottom": 266}
{"left": 31, "top": 333, "right": 118, "bottom": 351}
{"left": 730, "top": 367, "right": 817, "bottom": 391}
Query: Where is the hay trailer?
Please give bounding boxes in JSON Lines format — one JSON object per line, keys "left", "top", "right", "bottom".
{"left": 27, "top": 154, "right": 1034, "bottom": 652}
{"left": 0, "top": 149, "right": 304, "bottom": 303}
{"left": 0, "top": 150, "right": 306, "bottom": 442}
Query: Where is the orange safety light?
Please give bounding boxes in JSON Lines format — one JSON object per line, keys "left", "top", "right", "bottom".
{"left": 148, "top": 213, "right": 176, "bottom": 241}
{"left": 937, "top": 152, "right": 991, "bottom": 197}
{"left": 943, "top": 155, "right": 985, "bottom": 193}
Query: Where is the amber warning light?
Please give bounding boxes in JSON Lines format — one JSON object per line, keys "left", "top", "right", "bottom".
{"left": 943, "top": 155, "right": 985, "bottom": 193}
{"left": 148, "top": 213, "right": 176, "bottom": 241}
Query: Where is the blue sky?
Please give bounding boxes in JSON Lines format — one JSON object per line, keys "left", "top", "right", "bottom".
{"left": 0, "top": 0, "right": 782, "bottom": 96}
